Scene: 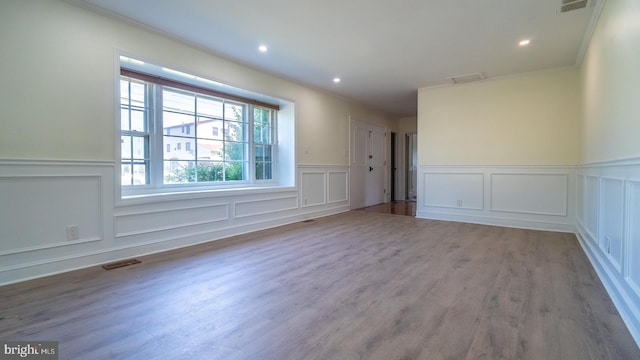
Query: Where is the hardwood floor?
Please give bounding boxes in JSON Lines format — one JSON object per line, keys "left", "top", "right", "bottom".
{"left": 1, "top": 212, "right": 638, "bottom": 359}
{"left": 358, "top": 200, "right": 416, "bottom": 216}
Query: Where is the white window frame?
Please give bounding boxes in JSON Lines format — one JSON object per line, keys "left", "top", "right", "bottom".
{"left": 117, "top": 57, "right": 281, "bottom": 198}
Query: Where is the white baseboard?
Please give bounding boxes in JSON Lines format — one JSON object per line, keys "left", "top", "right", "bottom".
{"left": 416, "top": 211, "right": 576, "bottom": 233}
{"left": 575, "top": 225, "right": 640, "bottom": 346}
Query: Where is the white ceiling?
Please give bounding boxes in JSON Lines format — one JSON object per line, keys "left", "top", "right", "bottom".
{"left": 78, "top": 0, "right": 601, "bottom": 116}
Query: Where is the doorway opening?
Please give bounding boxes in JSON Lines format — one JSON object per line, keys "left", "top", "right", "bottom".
{"left": 390, "top": 132, "right": 396, "bottom": 201}
{"left": 405, "top": 133, "right": 417, "bottom": 201}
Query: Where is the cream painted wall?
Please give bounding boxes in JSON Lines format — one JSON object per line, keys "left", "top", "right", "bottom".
{"left": 418, "top": 69, "right": 581, "bottom": 166}
{"left": 580, "top": 0, "right": 640, "bottom": 164}
{"left": 397, "top": 116, "right": 417, "bottom": 134}
{"left": 0, "top": 0, "right": 392, "bottom": 165}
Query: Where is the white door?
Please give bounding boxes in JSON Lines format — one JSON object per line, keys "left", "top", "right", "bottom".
{"left": 365, "top": 125, "right": 385, "bottom": 206}
{"left": 351, "top": 119, "right": 386, "bottom": 208}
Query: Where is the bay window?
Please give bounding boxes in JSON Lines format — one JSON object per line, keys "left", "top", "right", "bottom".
{"left": 118, "top": 58, "right": 284, "bottom": 196}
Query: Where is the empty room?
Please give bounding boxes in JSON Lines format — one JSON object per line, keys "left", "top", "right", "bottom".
{"left": 1, "top": 0, "right": 639, "bottom": 359}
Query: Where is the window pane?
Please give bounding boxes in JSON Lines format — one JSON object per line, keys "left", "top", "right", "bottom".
{"left": 121, "top": 108, "right": 130, "bottom": 131}
{"left": 225, "top": 121, "right": 244, "bottom": 142}
{"left": 197, "top": 117, "right": 223, "bottom": 140}
{"left": 163, "top": 89, "right": 195, "bottom": 113}
{"left": 196, "top": 139, "right": 223, "bottom": 161}
{"left": 225, "top": 162, "right": 244, "bottom": 181}
{"left": 121, "top": 164, "right": 132, "bottom": 186}
{"left": 130, "top": 82, "right": 146, "bottom": 108}
{"left": 254, "top": 108, "right": 271, "bottom": 144}
{"left": 131, "top": 109, "right": 146, "bottom": 132}
{"left": 121, "top": 136, "right": 132, "bottom": 159}
{"left": 255, "top": 162, "right": 264, "bottom": 180}
{"left": 224, "top": 102, "right": 244, "bottom": 122}
{"left": 225, "top": 142, "right": 245, "bottom": 161}
{"left": 164, "top": 136, "right": 195, "bottom": 161}
{"left": 163, "top": 111, "right": 195, "bottom": 133}
{"left": 255, "top": 144, "right": 272, "bottom": 162}
{"left": 260, "top": 125, "right": 271, "bottom": 144}
{"left": 197, "top": 96, "right": 223, "bottom": 118}
{"left": 164, "top": 161, "right": 195, "bottom": 183}
{"left": 263, "top": 162, "right": 272, "bottom": 180}
{"left": 132, "top": 164, "right": 147, "bottom": 185}
{"left": 195, "top": 161, "right": 224, "bottom": 182}
{"left": 262, "top": 145, "right": 272, "bottom": 162}
{"left": 255, "top": 144, "right": 265, "bottom": 162}
{"left": 120, "top": 80, "right": 130, "bottom": 104}
{"left": 254, "top": 126, "right": 261, "bottom": 143}
{"left": 132, "top": 136, "right": 146, "bottom": 160}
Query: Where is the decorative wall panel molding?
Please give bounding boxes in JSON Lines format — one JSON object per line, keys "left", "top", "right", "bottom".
{"left": 600, "top": 177, "right": 625, "bottom": 272}
{"left": 626, "top": 181, "right": 640, "bottom": 298}
{"left": 0, "top": 175, "right": 103, "bottom": 254}
{"left": 0, "top": 161, "right": 349, "bottom": 285}
{"left": 576, "top": 175, "right": 585, "bottom": 223}
{"left": 490, "top": 173, "right": 567, "bottom": 216}
{"left": 328, "top": 171, "right": 349, "bottom": 203}
{"left": 115, "top": 203, "right": 229, "bottom": 237}
{"left": 575, "top": 158, "right": 640, "bottom": 346}
{"left": 300, "top": 171, "right": 327, "bottom": 207}
{"left": 234, "top": 196, "right": 298, "bottom": 218}
{"left": 423, "top": 173, "right": 484, "bottom": 210}
{"left": 417, "top": 165, "right": 575, "bottom": 232}
{"left": 0, "top": 155, "right": 112, "bottom": 257}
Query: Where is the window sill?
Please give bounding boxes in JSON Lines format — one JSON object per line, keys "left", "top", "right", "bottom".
{"left": 117, "top": 184, "right": 297, "bottom": 207}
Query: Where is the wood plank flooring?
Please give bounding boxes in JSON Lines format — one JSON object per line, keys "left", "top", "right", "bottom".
{"left": 0, "top": 212, "right": 638, "bottom": 359}
{"left": 358, "top": 200, "right": 416, "bottom": 216}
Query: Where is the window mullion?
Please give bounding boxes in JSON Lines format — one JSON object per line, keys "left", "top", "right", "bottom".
{"left": 193, "top": 96, "right": 198, "bottom": 182}
{"left": 150, "top": 83, "right": 163, "bottom": 188}
{"left": 248, "top": 104, "right": 255, "bottom": 183}
{"left": 271, "top": 110, "right": 277, "bottom": 181}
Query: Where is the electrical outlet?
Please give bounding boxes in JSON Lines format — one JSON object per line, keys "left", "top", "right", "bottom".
{"left": 456, "top": 200, "right": 463, "bottom": 207}
{"left": 66, "top": 225, "right": 79, "bottom": 241}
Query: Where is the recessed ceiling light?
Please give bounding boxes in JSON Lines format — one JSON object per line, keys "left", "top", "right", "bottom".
{"left": 519, "top": 39, "right": 531, "bottom": 46}
{"left": 258, "top": 45, "right": 268, "bottom": 53}
{"left": 333, "top": 77, "right": 341, "bottom": 83}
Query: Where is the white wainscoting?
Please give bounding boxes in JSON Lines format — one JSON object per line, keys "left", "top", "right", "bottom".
{"left": 423, "top": 173, "right": 484, "bottom": 210}
{"left": 235, "top": 195, "right": 299, "bottom": 219}
{"left": 0, "top": 175, "right": 103, "bottom": 254}
{"left": 300, "top": 171, "right": 327, "bottom": 207}
{"left": 0, "top": 161, "right": 349, "bottom": 285}
{"left": 115, "top": 203, "right": 230, "bottom": 237}
{"left": 575, "top": 157, "right": 640, "bottom": 346}
{"left": 417, "top": 165, "right": 576, "bottom": 232}
{"left": 0, "top": 160, "right": 115, "bottom": 284}
{"left": 491, "top": 173, "right": 568, "bottom": 216}
{"left": 300, "top": 166, "right": 350, "bottom": 209}
{"left": 328, "top": 170, "right": 349, "bottom": 203}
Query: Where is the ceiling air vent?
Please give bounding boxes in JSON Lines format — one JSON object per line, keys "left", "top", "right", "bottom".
{"left": 448, "top": 73, "right": 486, "bottom": 84}
{"left": 560, "top": 0, "right": 588, "bottom": 13}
